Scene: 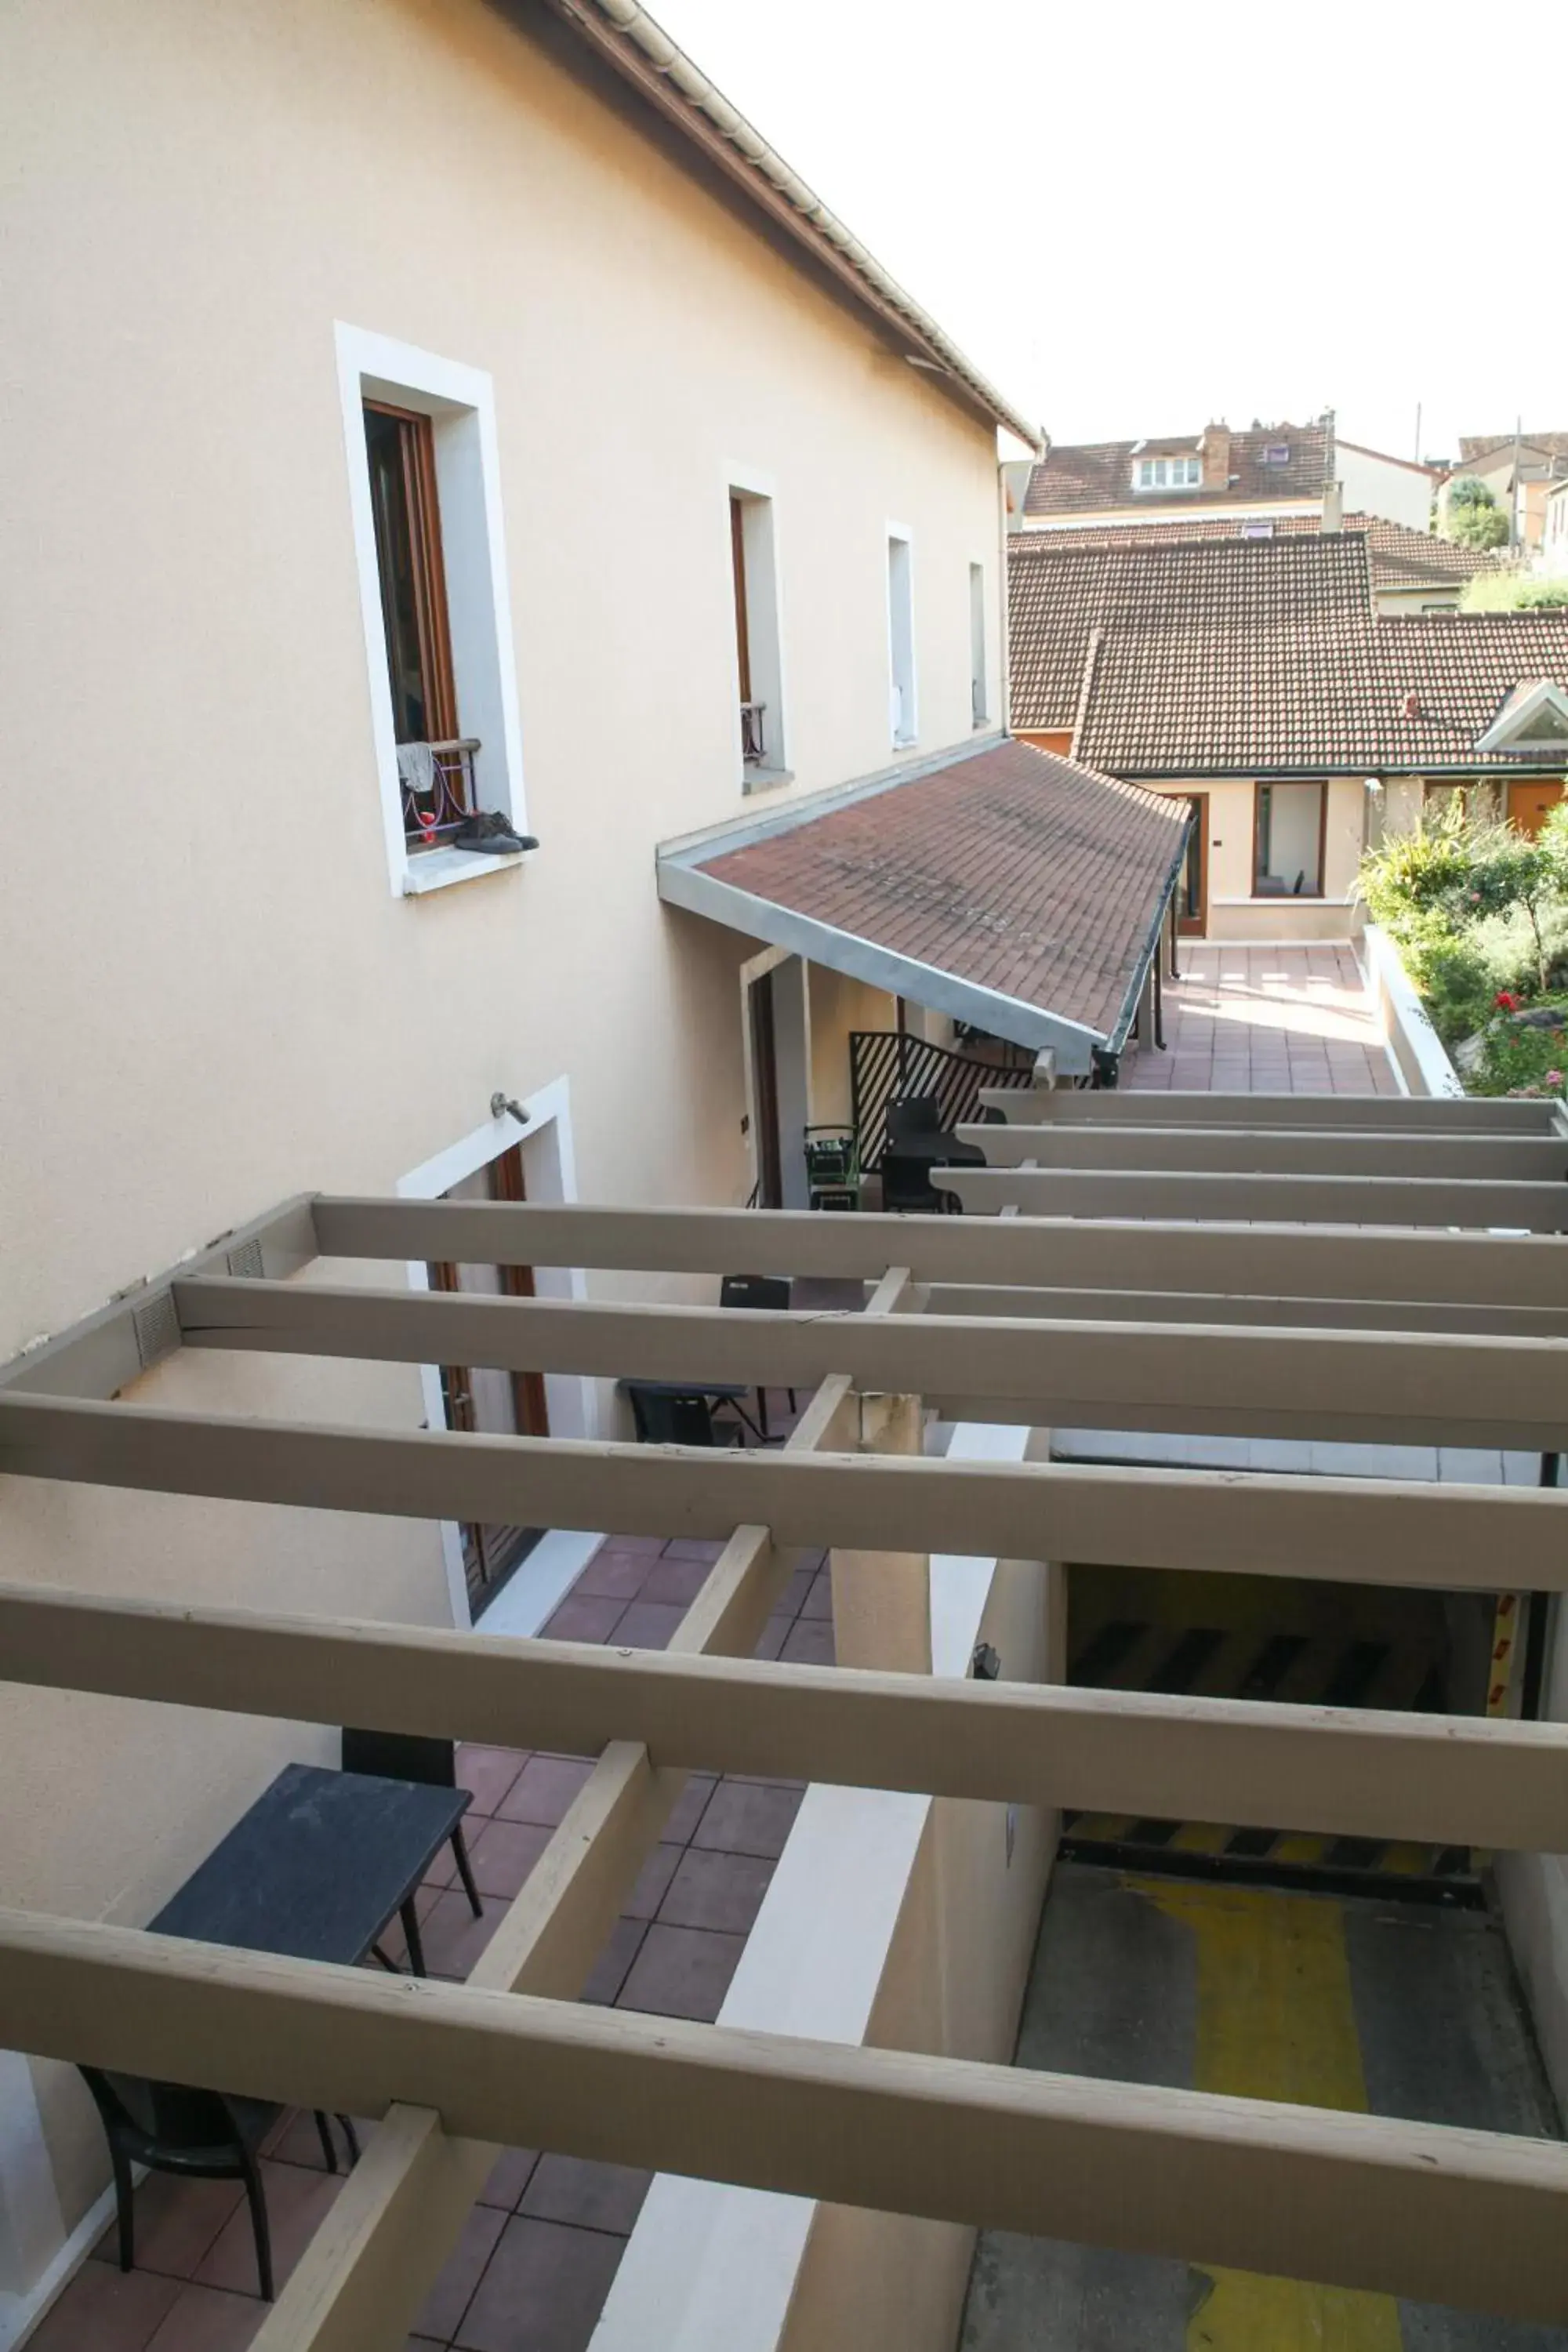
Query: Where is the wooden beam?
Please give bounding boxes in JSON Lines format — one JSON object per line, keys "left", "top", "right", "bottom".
{"left": 936, "top": 1165, "right": 1568, "bottom": 1232}
{"left": 2, "top": 1392, "right": 1563, "bottom": 1587}
{"left": 4, "top": 1912, "right": 1566, "bottom": 2324}
{"left": 966, "top": 1092, "right": 1555, "bottom": 1131}
{"left": 170, "top": 1279, "right": 1568, "bottom": 1445}
{"left": 5, "top": 1584, "right": 1568, "bottom": 1846}
{"left": 958, "top": 1123, "right": 1568, "bottom": 1181}
{"left": 924, "top": 1284, "right": 1568, "bottom": 1340}
{"left": 305, "top": 1197, "right": 1568, "bottom": 1309}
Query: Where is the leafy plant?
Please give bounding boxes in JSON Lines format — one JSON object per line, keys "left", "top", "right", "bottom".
{"left": 1451, "top": 503, "right": 1510, "bottom": 549}
{"left": 1447, "top": 476, "right": 1495, "bottom": 510}
{"left": 1461, "top": 572, "right": 1568, "bottom": 612}
{"left": 1467, "top": 1003, "right": 1568, "bottom": 1098}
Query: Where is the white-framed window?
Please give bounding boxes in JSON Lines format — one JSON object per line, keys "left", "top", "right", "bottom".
{"left": 969, "top": 561, "right": 989, "bottom": 727}
{"left": 1241, "top": 520, "right": 1276, "bottom": 539}
{"left": 887, "top": 525, "right": 917, "bottom": 748}
{"left": 726, "top": 467, "right": 789, "bottom": 788}
{"left": 1261, "top": 443, "right": 1292, "bottom": 466}
{"left": 336, "top": 323, "right": 529, "bottom": 897}
{"left": 1134, "top": 455, "right": 1202, "bottom": 492}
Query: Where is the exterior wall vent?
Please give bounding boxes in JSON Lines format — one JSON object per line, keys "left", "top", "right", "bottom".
{"left": 131, "top": 1290, "right": 181, "bottom": 1372}
{"left": 226, "top": 1238, "right": 265, "bottom": 1282}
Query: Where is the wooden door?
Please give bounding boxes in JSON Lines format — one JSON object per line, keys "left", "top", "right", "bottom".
{"left": 1509, "top": 781, "right": 1564, "bottom": 837}
{"left": 749, "top": 971, "right": 783, "bottom": 1208}
{"left": 1178, "top": 794, "right": 1209, "bottom": 936}
{"left": 430, "top": 1143, "right": 546, "bottom": 1613}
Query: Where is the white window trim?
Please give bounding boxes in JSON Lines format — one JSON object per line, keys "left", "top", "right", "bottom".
{"left": 1134, "top": 453, "right": 1203, "bottom": 492}
{"left": 396, "top": 1076, "right": 597, "bottom": 1633}
{"left": 335, "top": 322, "right": 529, "bottom": 898}
{"left": 724, "top": 462, "right": 792, "bottom": 793}
{"left": 969, "top": 557, "right": 990, "bottom": 727}
{"left": 886, "top": 521, "right": 918, "bottom": 750}
{"left": 1475, "top": 681, "right": 1568, "bottom": 754}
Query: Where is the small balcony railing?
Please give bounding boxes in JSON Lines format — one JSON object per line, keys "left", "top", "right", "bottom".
{"left": 740, "top": 702, "right": 767, "bottom": 764}
{"left": 399, "top": 739, "right": 480, "bottom": 850}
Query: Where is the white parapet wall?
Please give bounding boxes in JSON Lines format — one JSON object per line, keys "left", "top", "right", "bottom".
{"left": 590, "top": 1421, "right": 1058, "bottom": 2352}
{"left": 1360, "top": 923, "right": 1465, "bottom": 1098}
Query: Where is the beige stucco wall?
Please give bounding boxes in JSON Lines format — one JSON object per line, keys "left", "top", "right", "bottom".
{"left": 808, "top": 969, "right": 903, "bottom": 1128}
{"left": 2, "top": 0, "right": 1006, "bottom": 2284}
{"left": 1336, "top": 447, "right": 1435, "bottom": 533}
{"left": 1142, "top": 778, "right": 1368, "bottom": 938}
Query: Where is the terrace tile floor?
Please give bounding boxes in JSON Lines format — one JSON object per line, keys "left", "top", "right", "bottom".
{"left": 1125, "top": 941, "right": 1399, "bottom": 1094}
{"left": 38, "top": 1486, "right": 827, "bottom": 2352}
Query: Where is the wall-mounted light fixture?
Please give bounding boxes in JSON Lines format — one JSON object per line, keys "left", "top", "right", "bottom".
{"left": 490, "top": 1093, "right": 532, "bottom": 1132}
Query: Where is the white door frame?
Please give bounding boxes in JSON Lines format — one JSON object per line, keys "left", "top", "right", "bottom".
{"left": 397, "top": 1075, "right": 599, "bottom": 1632}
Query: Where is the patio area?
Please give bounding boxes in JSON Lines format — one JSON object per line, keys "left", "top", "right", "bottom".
{"left": 31, "top": 1516, "right": 828, "bottom": 2352}
{"left": 1127, "top": 941, "right": 1399, "bottom": 1094}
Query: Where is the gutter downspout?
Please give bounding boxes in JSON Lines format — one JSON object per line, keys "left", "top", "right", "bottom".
{"left": 1105, "top": 809, "right": 1194, "bottom": 1060}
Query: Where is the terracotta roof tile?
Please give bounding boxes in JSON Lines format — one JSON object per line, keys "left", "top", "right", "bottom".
{"left": 1018, "top": 511, "right": 1504, "bottom": 590}
{"left": 693, "top": 741, "right": 1188, "bottom": 1044}
{"left": 1007, "top": 533, "right": 1568, "bottom": 775}
{"left": 1024, "top": 425, "right": 1330, "bottom": 517}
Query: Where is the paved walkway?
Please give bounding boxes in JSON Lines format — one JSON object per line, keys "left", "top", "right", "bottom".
{"left": 1126, "top": 942, "right": 1398, "bottom": 1095}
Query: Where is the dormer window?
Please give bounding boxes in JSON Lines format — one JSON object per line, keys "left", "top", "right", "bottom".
{"left": 1134, "top": 455, "right": 1202, "bottom": 492}
{"left": 1261, "top": 444, "right": 1292, "bottom": 466}
{"left": 1475, "top": 680, "right": 1568, "bottom": 755}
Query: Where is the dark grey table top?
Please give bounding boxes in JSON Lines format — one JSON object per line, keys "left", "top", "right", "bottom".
{"left": 622, "top": 1378, "right": 749, "bottom": 1401}
{"left": 149, "top": 1762, "right": 467, "bottom": 1966}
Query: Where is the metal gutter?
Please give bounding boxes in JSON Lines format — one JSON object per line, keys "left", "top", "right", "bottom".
{"left": 658, "top": 735, "right": 1010, "bottom": 866}
{"left": 544, "top": 0, "right": 1040, "bottom": 451}
{"left": 1106, "top": 811, "right": 1192, "bottom": 1057}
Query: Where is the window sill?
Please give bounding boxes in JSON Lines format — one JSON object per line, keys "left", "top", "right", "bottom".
{"left": 742, "top": 764, "right": 795, "bottom": 796}
{"left": 401, "top": 844, "right": 533, "bottom": 896}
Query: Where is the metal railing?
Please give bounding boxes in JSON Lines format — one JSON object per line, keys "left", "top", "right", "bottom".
{"left": 740, "top": 702, "right": 767, "bottom": 764}
{"left": 849, "top": 1028, "right": 1034, "bottom": 1172}
{"left": 400, "top": 739, "right": 480, "bottom": 849}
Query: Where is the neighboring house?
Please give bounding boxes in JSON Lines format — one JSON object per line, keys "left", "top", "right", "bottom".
{"left": 1009, "top": 531, "right": 1568, "bottom": 938}
{"left": 1544, "top": 477, "right": 1568, "bottom": 575}
{"left": 1008, "top": 416, "right": 1436, "bottom": 536}
{"left": 1443, "top": 434, "right": 1568, "bottom": 552}
{"left": 1005, "top": 503, "right": 1504, "bottom": 614}
{"left": 0, "top": 0, "right": 1207, "bottom": 2336}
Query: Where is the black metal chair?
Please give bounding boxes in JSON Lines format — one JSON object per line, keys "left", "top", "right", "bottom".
{"left": 882, "top": 1151, "right": 956, "bottom": 1214}
{"left": 340, "top": 1729, "right": 482, "bottom": 1923}
{"left": 79, "top": 2068, "right": 358, "bottom": 2300}
{"left": 884, "top": 1094, "right": 943, "bottom": 1150}
{"left": 720, "top": 1274, "right": 797, "bottom": 1438}
{"left": 626, "top": 1385, "right": 743, "bottom": 1446}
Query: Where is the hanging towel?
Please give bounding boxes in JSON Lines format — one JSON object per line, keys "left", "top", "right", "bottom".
{"left": 396, "top": 742, "right": 437, "bottom": 796}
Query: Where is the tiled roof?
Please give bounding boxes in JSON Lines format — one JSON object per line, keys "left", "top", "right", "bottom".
{"left": 1007, "top": 532, "right": 1568, "bottom": 775}
{"left": 689, "top": 741, "right": 1189, "bottom": 1044}
{"left": 1016, "top": 511, "right": 1504, "bottom": 590}
{"left": 1023, "top": 424, "right": 1330, "bottom": 517}
{"left": 1461, "top": 434, "right": 1568, "bottom": 464}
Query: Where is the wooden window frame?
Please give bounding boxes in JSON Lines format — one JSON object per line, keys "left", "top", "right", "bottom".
{"left": 1251, "top": 779, "right": 1327, "bottom": 901}
{"left": 363, "top": 400, "right": 459, "bottom": 752}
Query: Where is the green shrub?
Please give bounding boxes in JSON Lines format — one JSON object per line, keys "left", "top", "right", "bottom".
{"left": 1461, "top": 572, "right": 1568, "bottom": 612}
{"left": 1468, "top": 1002, "right": 1568, "bottom": 1098}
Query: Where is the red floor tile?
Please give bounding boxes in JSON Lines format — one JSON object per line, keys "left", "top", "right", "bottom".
{"left": 27, "top": 2263, "right": 180, "bottom": 2351}
{"left": 580, "top": 1915, "right": 647, "bottom": 2005}
{"left": 478, "top": 2147, "right": 540, "bottom": 2212}
{"left": 540, "top": 1594, "right": 627, "bottom": 1643}
{"left": 617, "top": 1922, "right": 746, "bottom": 2020}
{"left": 145, "top": 2283, "right": 266, "bottom": 2351}
{"left": 622, "top": 1838, "right": 681, "bottom": 1920}
{"left": 779, "top": 1617, "right": 834, "bottom": 1667}
{"left": 421, "top": 1890, "right": 514, "bottom": 1980}
{"left": 658, "top": 1846, "right": 773, "bottom": 1934}
{"left": 638, "top": 1555, "right": 713, "bottom": 1606}
{"left": 91, "top": 2172, "right": 242, "bottom": 2279}
{"left": 453, "top": 2215, "right": 625, "bottom": 2352}
{"left": 193, "top": 2161, "right": 343, "bottom": 2297}
{"left": 495, "top": 1755, "right": 596, "bottom": 1828}
{"left": 520, "top": 2156, "right": 651, "bottom": 2235}
{"left": 464, "top": 1817, "right": 555, "bottom": 1899}
{"left": 456, "top": 1747, "right": 528, "bottom": 1817}
{"left": 691, "top": 1780, "right": 803, "bottom": 1857}
{"left": 568, "top": 1549, "right": 652, "bottom": 1602}
{"left": 659, "top": 1773, "right": 717, "bottom": 1843}
{"left": 412, "top": 2201, "right": 508, "bottom": 2341}
{"left": 608, "top": 1599, "right": 687, "bottom": 1650}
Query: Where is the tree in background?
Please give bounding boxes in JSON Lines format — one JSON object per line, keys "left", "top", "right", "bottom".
{"left": 1444, "top": 475, "right": 1510, "bottom": 549}
{"left": 1461, "top": 572, "right": 1568, "bottom": 612}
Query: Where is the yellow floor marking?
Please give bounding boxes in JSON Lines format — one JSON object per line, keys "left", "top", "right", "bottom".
{"left": 1269, "top": 1833, "right": 1331, "bottom": 1866}
{"left": 1167, "top": 1820, "right": 1234, "bottom": 1855}
{"left": 1135, "top": 1878, "right": 1403, "bottom": 2352}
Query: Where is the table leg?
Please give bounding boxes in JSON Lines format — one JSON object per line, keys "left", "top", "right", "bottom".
{"left": 400, "top": 1896, "right": 426, "bottom": 1977}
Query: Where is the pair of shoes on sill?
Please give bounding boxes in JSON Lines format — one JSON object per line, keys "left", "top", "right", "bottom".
{"left": 452, "top": 810, "right": 539, "bottom": 855}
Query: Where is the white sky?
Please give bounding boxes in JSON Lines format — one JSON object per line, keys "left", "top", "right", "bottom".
{"left": 648, "top": 0, "right": 1564, "bottom": 463}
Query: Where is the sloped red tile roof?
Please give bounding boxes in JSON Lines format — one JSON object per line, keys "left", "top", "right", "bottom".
{"left": 1007, "top": 532, "right": 1568, "bottom": 775}
{"left": 1018, "top": 511, "right": 1504, "bottom": 590}
{"left": 691, "top": 741, "right": 1189, "bottom": 1044}
{"left": 1023, "top": 425, "right": 1330, "bottom": 517}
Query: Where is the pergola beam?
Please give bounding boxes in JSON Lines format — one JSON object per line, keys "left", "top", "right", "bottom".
{"left": 170, "top": 1277, "right": 1568, "bottom": 1445}
{"left": 977, "top": 1091, "right": 1556, "bottom": 1131}
{"left": 4, "top": 1583, "right": 1567, "bottom": 1847}
{"left": 3, "top": 1393, "right": 1566, "bottom": 1585}
{"left": 935, "top": 1165, "right": 1568, "bottom": 1231}
{"left": 306, "top": 1198, "right": 1568, "bottom": 1309}
{"left": 957, "top": 1123, "right": 1568, "bottom": 1180}
{"left": 3, "top": 1911, "right": 1566, "bottom": 2325}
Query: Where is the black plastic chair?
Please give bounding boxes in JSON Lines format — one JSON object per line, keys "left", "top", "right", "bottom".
{"left": 720, "top": 1274, "right": 797, "bottom": 1438}
{"left": 885, "top": 1094, "right": 943, "bottom": 1150}
{"left": 340, "top": 1729, "right": 482, "bottom": 1924}
{"left": 882, "top": 1151, "right": 954, "bottom": 1214}
{"left": 79, "top": 2068, "right": 358, "bottom": 2300}
{"left": 626, "top": 1386, "right": 742, "bottom": 1446}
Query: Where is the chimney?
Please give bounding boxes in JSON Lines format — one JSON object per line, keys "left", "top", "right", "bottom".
{"left": 1322, "top": 481, "right": 1344, "bottom": 533}
{"left": 1200, "top": 421, "right": 1231, "bottom": 492}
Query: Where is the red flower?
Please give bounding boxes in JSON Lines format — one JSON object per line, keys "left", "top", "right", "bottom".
{"left": 1495, "top": 991, "right": 1522, "bottom": 1011}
